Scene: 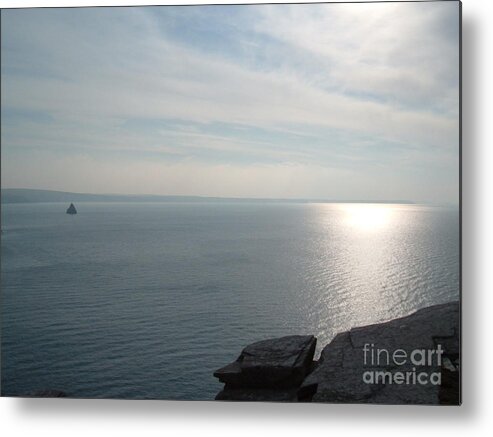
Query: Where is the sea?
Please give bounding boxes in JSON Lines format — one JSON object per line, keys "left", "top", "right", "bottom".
{"left": 0, "top": 202, "right": 460, "bottom": 400}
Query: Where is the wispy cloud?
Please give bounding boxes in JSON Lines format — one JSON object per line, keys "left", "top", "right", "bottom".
{"left": 1, "top": 2, "right": 460, "bottom": 202}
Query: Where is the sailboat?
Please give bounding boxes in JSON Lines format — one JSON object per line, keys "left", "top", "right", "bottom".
{"left": 66, "top": 203, "right": 77, "bottom": 215}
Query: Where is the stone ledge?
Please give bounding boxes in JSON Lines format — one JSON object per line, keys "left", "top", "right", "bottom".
{"left": 214, "top": 335, "right": 317, "bottom": 390}
{"left": 213, "top": 301, "right": 460, "bottom": 405}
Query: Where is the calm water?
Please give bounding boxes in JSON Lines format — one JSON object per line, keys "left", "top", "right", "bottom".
{"left": 1, "top": 202, "right": 459, "bottom": 400}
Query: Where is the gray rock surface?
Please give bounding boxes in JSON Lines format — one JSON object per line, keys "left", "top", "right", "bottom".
{"left": 214, "top": 335, "right": 317, "bottom": 390}
{"left": 301, "top": 301, "right": 460, "bottom": 404}
{"left": 214, "top": 301, "right": 460, "bottom": 404}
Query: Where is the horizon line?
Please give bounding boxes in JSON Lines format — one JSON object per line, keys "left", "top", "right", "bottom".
{"left": 0, "top": 187, "right": 458, "bottom": 205}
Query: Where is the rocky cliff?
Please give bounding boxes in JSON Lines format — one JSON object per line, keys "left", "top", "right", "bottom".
{"left": 214, "top": 301, "right": 460, "bottom": 405}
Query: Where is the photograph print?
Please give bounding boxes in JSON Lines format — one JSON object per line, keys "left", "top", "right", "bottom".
{"left": 0, "top": 1, "right": 461, "bottom": 404}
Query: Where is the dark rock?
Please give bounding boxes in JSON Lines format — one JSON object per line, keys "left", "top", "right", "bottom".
{"left": 214, "top": 335, "right": 317, "bottom": 389}
{"left": 66, "top": 203, "right": 77, "bottom": 214}
{"left": 214, "top": 302, "right": 459, "bottom": 404}
{"left": 298, "top": 301, "right": 460, "bottom": 405}
{"left": 439, "top": 359, "right": 460, "bottom": 405}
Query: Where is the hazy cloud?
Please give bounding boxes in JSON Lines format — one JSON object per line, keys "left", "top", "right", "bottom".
{"left": 1, "top": 2, "right": 460, "bottom": 203}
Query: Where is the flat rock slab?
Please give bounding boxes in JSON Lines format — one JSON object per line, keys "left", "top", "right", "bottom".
{"left": 214, "top": 335, "right": 317, "bottom": 389}
{"left": 300, "top": 301, "right": 460, "bottom": 404}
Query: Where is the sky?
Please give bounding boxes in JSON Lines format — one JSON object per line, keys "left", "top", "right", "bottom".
{"left": 0, "top": 2, "right": 460, "bottom": 203}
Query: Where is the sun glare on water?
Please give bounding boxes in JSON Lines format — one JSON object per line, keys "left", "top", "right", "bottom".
{"left": 342, "top": 204, "right": 394, "bottom": 231}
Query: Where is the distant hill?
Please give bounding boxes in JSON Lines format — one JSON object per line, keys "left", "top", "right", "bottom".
{"left": 1, "top": 189, "right": 207, "bottom": 204}
{"left": 0, "top": 188, "right": 415, "bottom": 205}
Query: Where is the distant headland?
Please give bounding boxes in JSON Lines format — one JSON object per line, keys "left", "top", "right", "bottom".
{"left": 1, "top": 189, "right": 415, "bottom": 205}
